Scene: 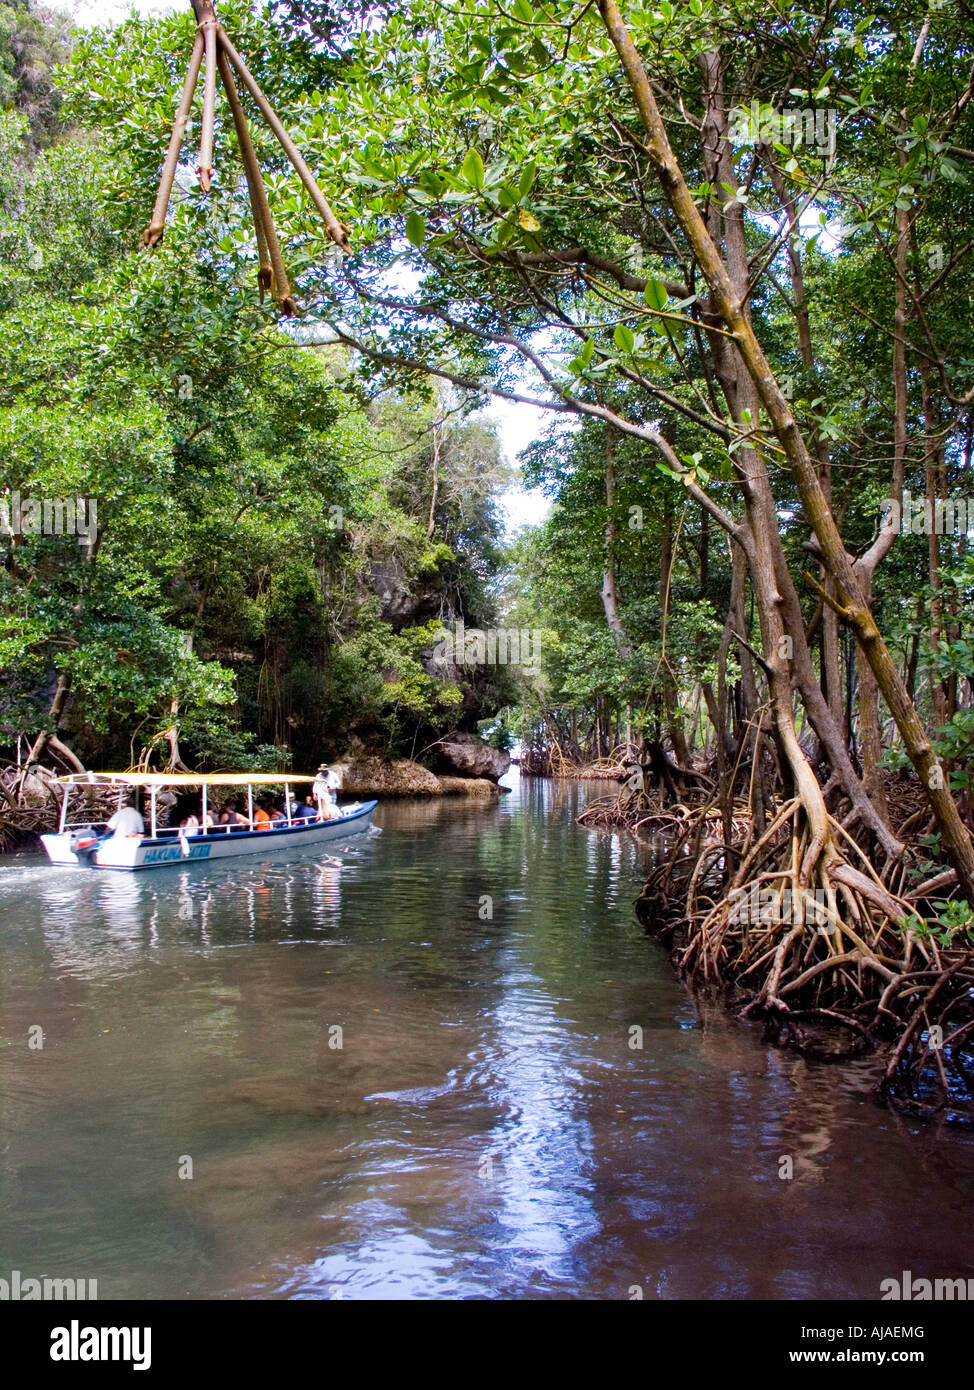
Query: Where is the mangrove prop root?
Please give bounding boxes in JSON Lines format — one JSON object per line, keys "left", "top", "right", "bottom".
{"left": 142, "top": 30, "right": 204, "bottom": 246}
{"left": 216, "top": 23, "right": 350, "bottom": 251}
{"left": 634, "top": 797, "right": 974, "bottom": 1121}
{"left": 143, "top": 0, "right": 349, "bottom": 311}
{"left": 198, "top": 3, "right": 218, "bottom": 191}
{"left": 216, "top": 47, "right": 293, "bottom": 314}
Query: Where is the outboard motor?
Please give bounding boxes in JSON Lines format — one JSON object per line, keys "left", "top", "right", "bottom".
{"left": 69, "top": 826, "right": 99, "bottom": 855}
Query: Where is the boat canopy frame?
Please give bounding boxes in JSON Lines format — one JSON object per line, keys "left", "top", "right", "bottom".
{"left": 54, "top": 772, "right": 319, "bottom": 787}
{"left": 54, "top": 771, "right": 324, "bottom": 837}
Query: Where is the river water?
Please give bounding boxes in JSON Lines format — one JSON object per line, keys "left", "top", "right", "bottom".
{"left": 1, "top": 772, "right": 973, "bottom": 1300}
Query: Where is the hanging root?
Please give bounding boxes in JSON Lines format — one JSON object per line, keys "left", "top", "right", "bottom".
{"left": 142, "top": 0, "right": 349, "bottom": 315}
{"left": 636, "top": 799, "right": 974, "bottom": 1117}
{"left": 142, "top": 30, "right": 204, "bottom": 245}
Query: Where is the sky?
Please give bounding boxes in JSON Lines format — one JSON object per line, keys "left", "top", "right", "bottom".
{"left": 69, "top": 0, "right": 176, "bottom": 23}
{"left": 492, "top": 403, "right": 552, "bottom": 530}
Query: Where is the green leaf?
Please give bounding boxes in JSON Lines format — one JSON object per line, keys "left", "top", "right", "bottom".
{"left": 513, "top": 0, "right": 533, "bottom": 20}
{"left": 655, "top": 462, "right": 683, "bottom": 481}
{"left": 405, "top": 212, "right": 426, "bottom": 248}
{"left": 494, "top": 218, "right": 516, "bottom": 248}
{"left": 644, "top": 279, "right": 668, "bottom": 311}
{"left": 613, "top": 323, "right": 635, "bottom": 354}
{"left": 462, "top": 149, "right": 485, "bottom": 190}
{"left": 518, "top": 160, "right": 538, "bottom": 197}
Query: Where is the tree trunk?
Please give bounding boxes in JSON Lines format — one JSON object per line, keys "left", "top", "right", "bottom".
{"left": 659, "top": 489, "right": 689, "bottom": 765}
{"left": 922, "top": 376, "right": 948, "bottom": 729}
{"left": 697, "top": 43, "right": 896, "bottom": 852}
{"left": 426, "top": 421, "right": 441, "bottom": 542}
{"left": 598, "top": 0, "right": 974, "bottom": 899}
{"left": 600, "top": 426, "right": 632, "bottom": 658}
{"left": 28, "top": 672, "right": 73, "bottom": 767}
{"left": 857, "top": 572, "right": 889, "bottom": 819}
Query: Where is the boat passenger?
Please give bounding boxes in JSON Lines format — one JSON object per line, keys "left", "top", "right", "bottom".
{"left": 106, "top": 799, "right": 145, "bottom": 838}
{"left": 253, "top": 801, "right": 272, "bottom": 830}
{"left": 292, "top": 796, "right": 317, "bottom": 821}
{"left": 178, "top": 813, "right": 199, "bottom": 857}
{"left": 219, "top": 799, "right": 247, "bottom": 829}
{"left": 313, "top": 763, "right": 342, "bottom": 820}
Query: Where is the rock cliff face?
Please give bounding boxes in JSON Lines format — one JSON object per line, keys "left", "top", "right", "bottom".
{"left": 434, "top": 732, "right": 510, "bottom": 782}
{"left": 367, "top": 556, "right": 444, "bottom": 629}
{"left": 332, "top": 753, "right": 508, "bottom": 798}
{"left": 333, "top": 755, "right": 441, "bottom": 797}
{"left": 349, "top": 549, "right": 513, "bottom": 776}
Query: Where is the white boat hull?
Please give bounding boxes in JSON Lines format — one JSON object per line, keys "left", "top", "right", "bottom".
{"left": 40, "top": 801, "right": 377, "bottom": 871}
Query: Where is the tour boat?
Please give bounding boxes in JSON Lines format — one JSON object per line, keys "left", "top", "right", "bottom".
{"left": 40, "top": 771, "right": 377, "bottom": 872}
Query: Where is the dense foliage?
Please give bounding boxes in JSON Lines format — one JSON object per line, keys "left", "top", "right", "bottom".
{"left": 2, "top": 0, "right": 972, "bottom": 806}
{"left": 0, "top": 13, "right": 512, "bottom": 772}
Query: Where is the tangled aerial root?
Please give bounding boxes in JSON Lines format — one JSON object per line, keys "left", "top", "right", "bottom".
{"left": 521, "top": 741, "right": 644, "bottom": 780}
{"left": 635, "top": 796, "right": 974, "bottom": 1121}
{"left": 879, "top": 955, "right": 974, "bottom": 1121}
{"left": 579, "top": 790, "right": 752, "bottom": 842}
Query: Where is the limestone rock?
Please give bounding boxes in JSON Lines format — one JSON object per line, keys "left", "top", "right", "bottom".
{"left": 436, "top": 732, "right": 510, "bottom": 782}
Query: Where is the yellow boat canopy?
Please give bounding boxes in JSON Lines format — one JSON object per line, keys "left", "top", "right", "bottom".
{"left": 56, "top": 771, "right": 317, "bottom": 787}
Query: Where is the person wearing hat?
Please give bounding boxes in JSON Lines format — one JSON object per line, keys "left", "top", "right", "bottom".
{"left": 312, "top": 763, "right": 341, "bottom": 820}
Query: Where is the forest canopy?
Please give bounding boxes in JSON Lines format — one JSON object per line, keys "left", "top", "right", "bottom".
{"left": 0, "top": 1, "right": 516, "bottom": 775}
{"left": 3, "top": 0, "right": 974, "bottom": 899}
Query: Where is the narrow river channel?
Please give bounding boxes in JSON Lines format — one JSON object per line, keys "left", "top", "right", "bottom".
{"left": 2, "top": 773, "right": 973, "bottom": 1299}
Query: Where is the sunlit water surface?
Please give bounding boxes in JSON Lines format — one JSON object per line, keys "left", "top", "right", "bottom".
{"left": 1, "top": 773, "right": 973, "bottom": 1299}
